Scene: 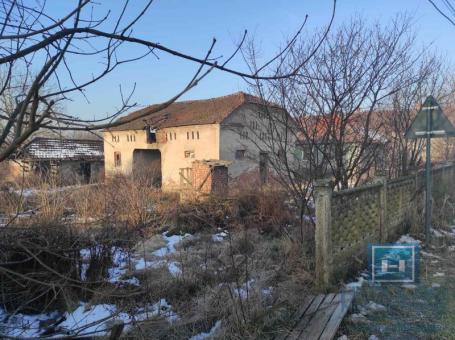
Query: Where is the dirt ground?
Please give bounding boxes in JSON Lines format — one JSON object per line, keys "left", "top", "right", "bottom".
{"left": 338, "top": 232, "right": 455, "bottom": 340}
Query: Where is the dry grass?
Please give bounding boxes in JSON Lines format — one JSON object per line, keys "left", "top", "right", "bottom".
{"left": 126, "top": 227, "right": 314, "bottom": 339}
{"left": 0, "top": 172, "right": 316, "bottom": 339}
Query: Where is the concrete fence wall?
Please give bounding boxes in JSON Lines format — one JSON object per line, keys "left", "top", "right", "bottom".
{"left": 315, "top": 163, "right": 455, "bottom": 287}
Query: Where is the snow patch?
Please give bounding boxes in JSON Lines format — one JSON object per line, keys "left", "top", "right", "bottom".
{"left": 364, "top": 301, "right": 386, "bottom": 313}
{"left": 0, "top": 308, "right": 59, "bottom": 338}
{"left": 421, "top": 251, "right": 442, "bottom": 260}
{"left": 397, "top": 234, "right": 421, "bottom": 244}
{"left": 345, "top": 276, "right": 365, "bottom": 291}
{"left": 190, "top": 320, "right": 222, "bottom": 340}
{"left": 401, "top": 283, "right": 417, "bottom": 290}
{"left": 80, "top": 231, "right": 190, "bottom": 283}
{"left": 1, "top": 299, "right": 179, "bottom": 338}
{"left": 212, "top": 231, "right": 228, "bottom": 242}
{"left": 167, "top": 261, "right": 182, "bottom": 276}
{"left": 233, "top": 280, "right": 255, "bottom": 299}
{"left": 431, "top": 228, "right": 445, "bottom": 238}
{"left": 349, "top": 313, "right": 370, "bottom": 323}
{"left": 152, "top": 232, "right": 192, "bottom": 256}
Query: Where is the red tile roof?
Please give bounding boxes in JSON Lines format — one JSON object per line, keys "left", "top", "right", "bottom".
{"left": 108, "top": 92, "right": 272, "bottom": 131}
{"left": 298, "top": 111, "right": 388, "bottom": 143}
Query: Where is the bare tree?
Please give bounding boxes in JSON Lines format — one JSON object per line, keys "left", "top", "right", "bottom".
{"left": 0, "top": 1, "right": 339, "bottom": 337}
{"left": 428, "top": 0, "right": 455, "bottom": 25}
{"left": 382, "top": 55, "right": 453, "bottom": 178}
{"left": 232, "top": 15, "right": 446, "bottom": 244}
{"left": 251, "top": 16, "right": 427, "bottom": 189}
{"left": 0, "top": 0, "right": 336, "bottom": 163}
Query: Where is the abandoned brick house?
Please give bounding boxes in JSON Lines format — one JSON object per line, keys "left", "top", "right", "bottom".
{"left": 104, "top": 92, "right": 290, "bottom": 192}
{"left": 6, "top": 137, "right": 104, "bottom": 184}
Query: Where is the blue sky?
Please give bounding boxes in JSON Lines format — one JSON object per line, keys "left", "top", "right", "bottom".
{"left": 52, "top": 1, "right": 454, "bottom": 120}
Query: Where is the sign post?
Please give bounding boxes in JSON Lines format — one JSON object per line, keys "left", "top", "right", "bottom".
{"left": 405, "top": 96, "right": 455, "bottom": 244}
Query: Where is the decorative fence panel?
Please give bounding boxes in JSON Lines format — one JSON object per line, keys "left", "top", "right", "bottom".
{"left": 330, "top": 184, "right": 381, "bottom": 278}
{"left": 315, "top": 163, "right": 455, "bottom": 287}
{"left": 385, "top": 176, "right": 415, "bottom": 241}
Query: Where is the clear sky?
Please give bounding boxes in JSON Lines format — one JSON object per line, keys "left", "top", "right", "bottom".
{"left": 52, "top": 1, "right": 455, "bottom": 120}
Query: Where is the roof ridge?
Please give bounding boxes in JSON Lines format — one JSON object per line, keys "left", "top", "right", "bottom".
{"left": 110, "top": 91, "right": 279, "bottom": 131}
{"left": 28, "top": 137, "right": 102, "bottom": 143}
{"left": 160, "top": 91, "right": 249, "bottom": 105}
{"left": 138, "top": 91, "right": 252, "bottom": 108}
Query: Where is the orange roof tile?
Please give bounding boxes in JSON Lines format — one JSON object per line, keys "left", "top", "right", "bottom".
{"left": 108, "top": 92, "right": 271, "bottom": 131}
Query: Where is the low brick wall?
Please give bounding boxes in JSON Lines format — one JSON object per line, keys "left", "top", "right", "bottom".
{"left": 315, "top": 163, "right": 455, "bottom": 286}
{"left": 191, "top": 160, "right": 228, "bottom": 196}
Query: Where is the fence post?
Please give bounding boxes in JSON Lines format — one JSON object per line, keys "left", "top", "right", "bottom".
{"left": 447, "top": 162, "right": 455, "bottom": 197}
{"left": 314, "top": 178, "right": 333, "bottom": 287}
{"left": 374, "top": 176, "right": 387, "bottom": 242}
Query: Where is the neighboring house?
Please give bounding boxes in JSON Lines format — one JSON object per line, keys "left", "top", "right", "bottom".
{"left": 428, "top": 106, "right": 455, "bottom": 163}
{"left": 9, "top": 137, "right": 104, "bottom": 184}
{"left": 297, "top": 112, "right": 387, "bottom": 184}
{"left": 104, "top": 92, "right": 290, "bottom": 191}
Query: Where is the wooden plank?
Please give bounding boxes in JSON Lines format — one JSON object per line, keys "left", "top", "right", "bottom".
{"left": 286, "top": 294, "right": 326, "bottom": 340}
{"left": 319, "top": 291, "right": 355, "bottom": 340}
{"left": 275, "top": 295, "right": 315, "bottom": 340}
{"left": 299, "top": 294, "right": 339, "bottom": 340}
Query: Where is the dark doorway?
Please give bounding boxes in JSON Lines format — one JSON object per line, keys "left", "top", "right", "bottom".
{"left": 259, "top": 152, "right": 269, "bottom": 185}
{"left": 34, "top": 161, "right": 51, "bottom": 179}
{"left": 80, "top": 162, "right": 91, "bottom": 184}
{"left": 133, "top": 149, "right": 162, "bottom": 187}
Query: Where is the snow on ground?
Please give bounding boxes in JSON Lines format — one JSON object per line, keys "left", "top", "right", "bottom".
{"left": 219, "top": 279, "right": 272, "bottom": 301}
{"left": 189, "top": 320, "right": 222, "bottom": 340}
{"left": 12, "top": 188, "right": 35, "bottom": 198}
{"left": 345, "top": 276, "right": 366, "bottom": 291}
{"left": 0, "top": 299, "right": 179, "bottom": 338}
{"left": 432, "top": 227, "right": 455, "bottom": 238}
{"left": 0, "top": 308, "right": 60, "bottom": 338}
{"left": 233, "top": 280, "right": 255, "bottom": 299}
{"left": 58, "top": 298, "right": 179, "bottom": 336}
{"left": 79, "top": 231, "right": 190, "bottom": 284}
{"left": 167, "top": 261, "right": 182, "bottom": 276}
{"left": 152, "top": 232, "right": 193, "bottom": 257}
{"left": 58, "top": 303, "right": 127, "bottom": 336}
{"left": 397, "top": 234, "right": 421, "bottom": 244}
{"left": 0, "top": 215, "right": 8, "bottom": 227}
{"left": 0, "top": 230, "right": 197, "bottom": 337}
{"left": 421, "top": 251, "right": 443, "bottom": 260}
{"left": 303, "top": 214, "right": 316, "bottom": 223}
{"left": 212, "top": 230, "right": 228, "bottom": 242}
{"left": 431, "top": 228, "right": 445, "bottom": 238}
{"left": 79, "top": 246, "right": 137, "bottom": 285}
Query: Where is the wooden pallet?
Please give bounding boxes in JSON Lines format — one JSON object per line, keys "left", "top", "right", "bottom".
{"left": 277, "top": 291, "right": 355, "bottom": 340}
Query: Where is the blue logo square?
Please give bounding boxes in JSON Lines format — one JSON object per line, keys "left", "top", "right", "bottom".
{"left": 368, "top": 243, "right": 420, "bottom": 283}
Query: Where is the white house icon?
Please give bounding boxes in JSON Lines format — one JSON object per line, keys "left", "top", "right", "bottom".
{"left": 381, "top": 259, "right": 406, "bottom": 273}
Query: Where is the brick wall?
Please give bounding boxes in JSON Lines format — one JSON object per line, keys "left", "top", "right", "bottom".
{"left": 192, "top": 160, "right": 228, "bottom": 196}
{"left": 192, "top": 161, "right": 211, "bottom": 194}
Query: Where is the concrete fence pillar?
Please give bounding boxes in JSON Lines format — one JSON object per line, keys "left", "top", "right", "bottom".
{"left": 374, "top": 176, "right": 387, "bottom": 242}
{"left": 450, "top": 164, "right": 455, "bottom": 190}
{"left": 314, "top": 178, "right": 333, "bottom": 287}
{"left": 444, "top": 164, "right": 451, "bottom": 188}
